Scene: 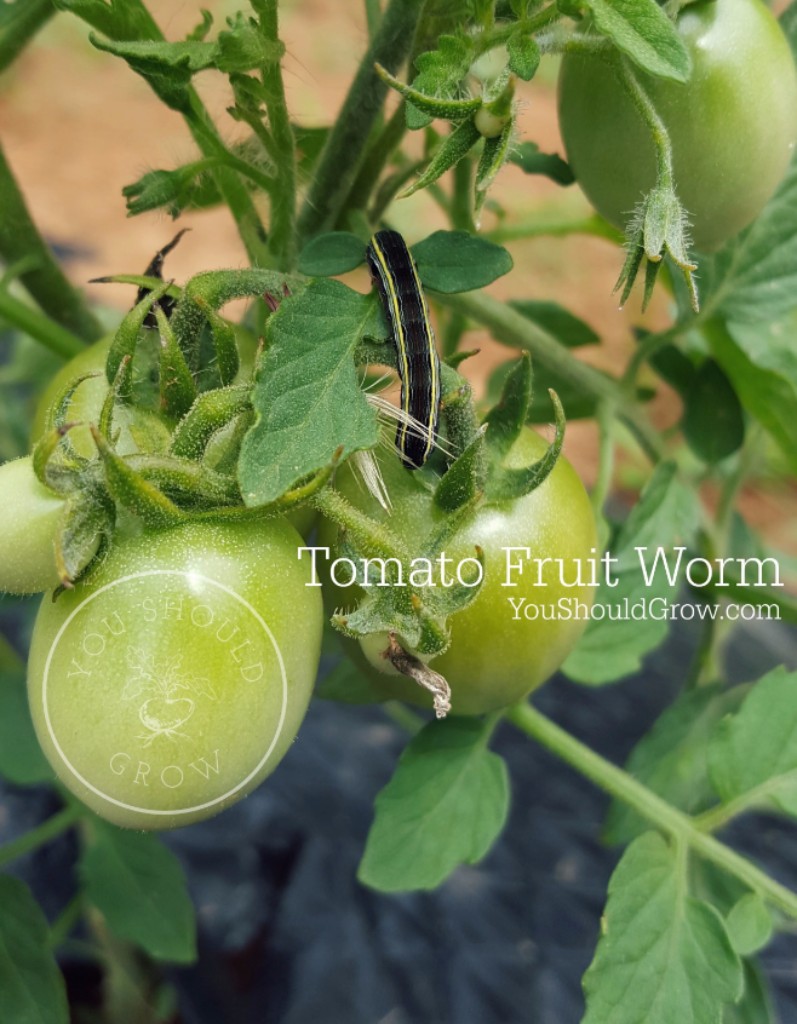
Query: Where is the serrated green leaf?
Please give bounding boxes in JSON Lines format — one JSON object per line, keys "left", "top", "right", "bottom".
{"left": 54, "top": 0, "right": 159, "bottom": 41}
{"left": 358, "top": 717, "right": 509, "bottom": 891}
{"left": 701, "top": 157, "right": 797, "bottom": 323}
{"left": 412, "top": 231, "right": 512, "bottom": 292}
{"left": 583, "top": 832, "right": 742, "bottom": 1024}
{"left": 604, "top": 685, "right": 741, "bottom": 845}
{"left": 0, "top": 666, "right": 52, "bottom": 785}
{"left": 585, "top": 0, "right": 691, "bottom": 82}
{"left": 238, "top": 280, "right": 380, "bottom": 505}
{"left": 80, "top": 823, "right": 196, "bottom": 963}
{"left": 508, "top": 141, "right": 575, "bottom": 185}
{"left": 709, "top": 667, "right": 797, "bottom": 818}
{"left": 0, "top": 876, "right": 69, "bottom": 1024}
{"left": 506, "top": 30, "right": 540, "bottom": 81}
{"left": 216, "top": 13, "right": 284, "bottom": 72}
{"left": 706, "top": 316, "right": 797, "bottom": 475}
{"left": 683, "top": 359, "right": 745, "bottom": 465}
{"left": 726, "top": 895, "right": 773, "bottom": 957}
{"left": 723, "top": 960, "right": 776, "bottom": 1024}
{"left": 564, "top": 461, "right": 701, "bottom": 685}
{"left": 89, "top": 34, "right": 216, "bottom": 109}
{"left": 407, "top": 33, "right": 476, "bottom": 129}
{"left": 298, "top": 232, "right": 366, "bottom": 276}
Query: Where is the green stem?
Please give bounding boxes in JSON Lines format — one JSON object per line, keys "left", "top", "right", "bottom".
{"left": 297, "top": 0, "right": 424, "bottom": 242}
{"left": 0, "top": 0, "right": 55, "bottom": 74}
{"left": 0, "top": 142, "right": 101, "bottom": 342}
{"left": 255, "top": 0, "right": 298, "bottom": 269}
{"left": 617, "top": 58, "right": 674, "bottom": 187}
{"left": 485, "top": 212, "right": 622, "bottom": 245}
{"left": 0, "top": 805, "right": 81, "bottom": 869}
{"left": 451, "top": 155, "right": 474, "bottom": 232}
{"left": 345, "top": 102, "right": 408, "bottom": 223}
{"left": 0, "top": 287, "right": 85, "bottom": 358}
{"left": 433, "top": 288, "right": 664, "bottom": 462}
{"left": 507, "top": 702, "right": 797, "bottom": 919}
{"left": 623, "top": 323, "right": 687, "bottom": 386}
{"left": 477, "top": 5, "right": 562, "bottom": 51}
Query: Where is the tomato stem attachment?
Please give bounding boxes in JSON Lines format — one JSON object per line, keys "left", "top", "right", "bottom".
{"left": 383, "top": 632, "right": 452, "bottom": 719}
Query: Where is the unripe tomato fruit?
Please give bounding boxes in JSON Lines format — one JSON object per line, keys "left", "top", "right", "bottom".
{"left": 319, "top": 428, "right": 598, "bottom": 715}
{"left": 27, "top": 518, "right": 322, "bottom": 829}
{"left": 558, "top": 0, "right": 797, "bottom": 252}
{"left": 0, "top": 456, "right": 71, "bottom": 594}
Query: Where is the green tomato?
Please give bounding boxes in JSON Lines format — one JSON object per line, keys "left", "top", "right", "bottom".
{"left": 319, "top": 428, "right": 598, "bottom": 715}
{"left": 0, "top": 456, "right": 71, "bottom": 594}
{"left": 557, "top": 0, "right": 797, "bottom": 252}
{"left": 31, "top": 335, "right": 171, "bottom": 459}
{"left": 27, "top": 518, "right": 322, "bottom": 829}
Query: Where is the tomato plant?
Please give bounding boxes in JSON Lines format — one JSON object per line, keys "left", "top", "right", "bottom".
{"left": 26, "top": 517, "right": 322, "bottom": 830}
{"left": 320, "top": 429, "right": 597, "bottom": 715}
{"left": 558, "top": 0, "right": 797, "bottom": 252}
{"left": 1, "top": 0, "right": 797, "bottom": 1021}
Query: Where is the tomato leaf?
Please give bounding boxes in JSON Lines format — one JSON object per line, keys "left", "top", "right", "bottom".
{"left": 406, "top": 33, "right": 476, "bottom": 129}
{"left": 0, "top": 666, "right": 54, "bottom": 785}
{"left": 298, "top": 232, "right": 367, "bottom": 276}
{"left": 80, "top": 822, "right": 197, "bottom": 963}
{"left": 707, "top": 317, "right": 797, "bottom": 476}
{"left": 563, "top": 461, "right": 701, "bottom": 685}
{"left": 603, "top": 684, "right": 742, "bottom": 845}
{"left": 238, "top": 279, "right": 381, "bottom": 506}
{"left": 701, "top": 156, "right": 797, "bottom": 324}
{"left": 358, "top": 717, "right": 509, "bottom": 891}
{"left": 508, "top": 141, "right": 575, "bottom": 185}
{"left": 726, "top": 894, "right": 774, "bottom": 958}
{"left": 53, "top": 0, "right": 159, "bottom": 41}
{"left": 709, "top": 667, "right": 797, "bottom": 819}
{"left": 506, "top": 29, "right": 540, "bottom": 81}
{"left": 412, "top": 231, "right": 513, "bottom": 292}
{"left": 584, "top": 0, "right": 691, "bottom": 82}
{"left": 582, "top": 832, "right": 742, "bottom": 1023}
{"left": 508, "top": 300, "right": 599, "bottom": 348}
{"left": 725, "top": 961, "right": 777, "bottom": 1024}
{"left": 0, "top": 876, "right": 69, "bottom": 1024}
{"left": 316, "top": 660, "right": 380, "bottom": 704}
{"left": 682, "top": 358, "right": 745, "bottom": 464}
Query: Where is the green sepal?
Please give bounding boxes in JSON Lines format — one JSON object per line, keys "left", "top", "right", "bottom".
{"left": 483, "top": 351, "right": 531, "bottom": 459}
{"left": 399, "top": 117, "right": 481, "bottom": 198}
{"left": 486, "top": 389, "right": 565, "bottom": 502}
{"left": 405, "top": 33, "right": 475, "bottom": 130}
{"left": 474, "top": 117, "right": 513, "bottom": 217}
{"left": 32, "top": 426, "right": 84, "bottom": 496}
{"left": 106, "top": 279, "right": 172, "bottom": 385}
{"left": 169, "top": 268, "right": 302, "bottom": 372}
{"left": 433, "top": 428, "right": 486, "bottom": 512}
{"left": 91, "top": 426, "right": 186, "bottom": 528}
{"left": 98, "top": 354, "right": 134, "bottom": 446}
{"left": 375, "top": 62, "right": 482, "bottom": 121}
{"left": 55, "top": 487, "right": 114, "bottom": 587}
{"left": 126, "top": 454, "right": 241, "bottom": 507}
{"left": 155, "top": 306, "right": 197, "bottom": 419}
{"left": 36, "top": 370, "right": 99, "bottom": 475}
{"left": 169, "top": 384, "right": 252, "bottom": 460}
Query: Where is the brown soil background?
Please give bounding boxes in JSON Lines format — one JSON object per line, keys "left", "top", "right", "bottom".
{"left": 1, "top": 0, "right": 795, "bottom": 557}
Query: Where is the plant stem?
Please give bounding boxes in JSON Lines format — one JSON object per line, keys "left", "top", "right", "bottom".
{"left": 433, "top": 288, "right": 664, "bottom": 462}
{"left": 507, "top": 702, "right": 797, "bottom": 919}
{"left": 311, "top": 486, "right": 411, "bottom": 561}
{"left": 297, "top": 0, "right": 424, "bottom": 242}
{"left": 0, "top": 805, "right": 81, "bottom": 869}
{"left": 50, "top": 894, "right": 85, "bottom": 949}
{"left": 0, "top": 0, "right": 54, "bottom": 74}
{"left": 0, "top": 142, "right": 102, "bottom": 343}
{"left": 255, "top": 0, "right": 298, "bottom": 270}
{"left": 617, "top": 58, "right": 674, "bottom": 188}
{"left": 0, "top": 287, "right": 86, "bottom": 358}
{"left": 345, "top": 102, "right": 408, "bottom": 223}
{"left": 451, "top": 156, "right": 474, "bottom": 232}
{"left": 485, "top": 212, "right": 622, "bottom": 245}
